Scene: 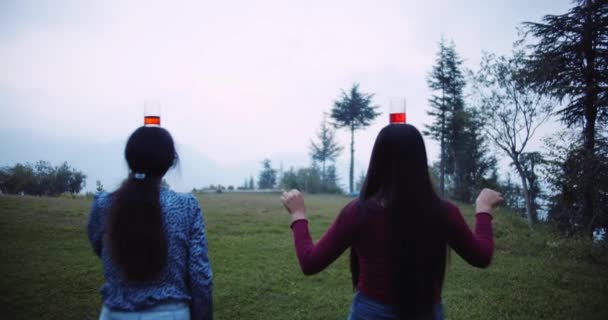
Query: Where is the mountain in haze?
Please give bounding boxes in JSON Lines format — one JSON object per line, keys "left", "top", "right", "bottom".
{"left": 0, "top": 129, "right": 229, "bottom": 192}
{"left": 0, "top": 129, "right": 364, "bottom": 192}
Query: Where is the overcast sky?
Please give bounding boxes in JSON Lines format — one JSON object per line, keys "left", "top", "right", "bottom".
{"left": 1, "top": 0, "right": 571, "bottom": 177}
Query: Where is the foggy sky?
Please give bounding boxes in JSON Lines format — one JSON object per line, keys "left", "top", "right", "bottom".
{"left": 1, "top": 0, "right": 570, "bottom": 185}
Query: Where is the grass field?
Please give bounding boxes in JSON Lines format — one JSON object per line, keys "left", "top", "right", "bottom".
{"left": 1, "top": 192, "right": 607, "bottom": 319}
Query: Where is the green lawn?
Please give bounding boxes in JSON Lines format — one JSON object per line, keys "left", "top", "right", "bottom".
{"left": 0, "top": 193, "right": 607, "bottom": 319}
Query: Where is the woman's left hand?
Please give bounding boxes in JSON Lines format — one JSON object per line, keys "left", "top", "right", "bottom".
{"left": 281, "top": 189, "right": 308, "bottom": 223}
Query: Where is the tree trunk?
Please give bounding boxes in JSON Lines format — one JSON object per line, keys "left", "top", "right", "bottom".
{"left": 581, "top": 98, "right": 597, "bottom": 235}
{"left": 350, "top": 126, "right": 355, "bottom": 194}
{"left": 581, "top": 4, "right": 598, "bottom": 235}
{"left": 514, "top": 157, "right": 536, "bottom": 228}
{"left": 322, "top": 160, "right": 326, "bottom": 190}
{"left": 440, "top": 87, "right": 446, "bottom": 197}
{"left": 440, "top": 147, "right": 445, "bottom": 197}
{"left": 440, "top": 117, "right": 446, "bottom": 197}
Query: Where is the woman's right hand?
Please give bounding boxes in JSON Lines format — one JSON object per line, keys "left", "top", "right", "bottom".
{"left": 475, "top": 188, "right": 504, "bottom": 213}
{"left": 281, "top": 189, "right": 308, "bottom": 224}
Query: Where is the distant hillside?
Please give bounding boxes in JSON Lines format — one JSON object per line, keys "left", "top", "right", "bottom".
{"left": 0, "top": 129, "right": 363, "bottom": 192}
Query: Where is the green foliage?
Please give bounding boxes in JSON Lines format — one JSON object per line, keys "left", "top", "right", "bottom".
{"left": 457, "top": 108, "right": 498, "bottom": 202}
{"left": 428, "top": 162, "right": 441, "bottom": 190}
{"left": 425, "top": 40, "right": 466, "bottom": 189}
{"left": 523, "top": 0, "right": 608, "bottom": 231}
{"left": 249, "top": 176, "right": 255, "bottom": 190}
{"left": 240, "top": 177, "right": 254, "bottom": 190}
{"left": 424, "top": 39, "right": 452, "bottom": 197}
{"left": 495, "top": 174, "right": 526, "bottom": 215}
{"left": 310, "top": 116, "right": 343, "bottom": 185}
{"left": 0, "top": 161, "right": 86, "bottom": 196}
{"left": 471, "top": 48, "right": 553, "bottom": 227}
{"left": 258, "top": 159, "right": 277, "bottom": 189}
{"left": 523, "top": 0, "right": 608, "bottom": 127}
{"left": 95, "top": 180, "right": 105, "bottom": 193}
{"left": 355, "top": 171, "right": 366, "bottom": 193}
{"left": 543, "top": 131, "right": 608, "bottom": 234}
{"left": 330, "top": 83, "right": 380, "bottom": 194}
{"left": 310, "top": 117, "right": 343, "bottom": 165}
{"left": 1, "top": 194, "right": 608, "bottom": 319}
{"left": 323, "top": 165, "right": 342, "bottom": 194}
{"left": 426, "top": 39, "right": 495, "bottom": 201}
{"left": 280, "top": 165, "right": 342, "bottom": 194}
{"left": 280, "top": 167, "right": 299, "bottom": 190}
{"left": 330, "top": 84, "right": 381, "bottom": 131}
{"left": 309, "top": 116, "right": 343, "bottom": 193}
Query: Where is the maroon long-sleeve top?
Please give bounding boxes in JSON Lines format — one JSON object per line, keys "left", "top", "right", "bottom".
{"left": 290, "top": 199, "right": 494, "bottom": 304}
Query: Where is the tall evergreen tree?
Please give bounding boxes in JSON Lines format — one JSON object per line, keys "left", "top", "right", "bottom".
{"left": 425, "top": 39, "right": 451, "bottom": 196}
{"left": 461, "top": 108, "right": 498, "bottom": 202}
{"left": 280, "top": 167, "right": 299, "bottom": 191}
{"left": 523, "top": 0, "right": 608, "bottom": 233}
{"left": 249, "top": 175, "right": 255, "bottom": 190}
{"left": 310, "top": 115, "right": 343, "bottom": 190}
{"left": 258, "top": 159, "right": 277, "bottom": 189}
{"left": 425, "top": 39, "right": 467, "bottom": 198}
{"left": 96, "top": 180, "right": 105, "bottom": 193}
{"left": 324, "top": 164, "right": 342, "bottom": 194}
{"left": 355, "top": 170, "right": 366, "bottom": 192}
{"left": 543, "top": 130, "right": 608, "bottom": 235}
{"left": 330, "top": 83, "right": 380, "bottom": 193}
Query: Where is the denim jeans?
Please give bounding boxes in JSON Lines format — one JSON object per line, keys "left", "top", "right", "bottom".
{"left": 348, "top": 291, "right": 444, "bottom": 320}
{"left": 99, "top": 302, "right": 190, "bottom": 320}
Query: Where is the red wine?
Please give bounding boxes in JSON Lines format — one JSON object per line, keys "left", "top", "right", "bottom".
{"left": 144, "top": 116, "right": 161, "bottom": 126}
{"left": 389, "top": 113, "right": 406, "bottom": 124}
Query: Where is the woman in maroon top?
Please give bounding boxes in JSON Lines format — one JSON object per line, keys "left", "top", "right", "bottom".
{"left": 281, "top": 124, "right": 503, "bottom": 320}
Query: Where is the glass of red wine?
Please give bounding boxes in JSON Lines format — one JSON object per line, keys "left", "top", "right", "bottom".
{"left": 389, "top": 98, "right": 406, "bottom": 124}
{"left": 144, "top": 100, "right": 161, "bottom": 127}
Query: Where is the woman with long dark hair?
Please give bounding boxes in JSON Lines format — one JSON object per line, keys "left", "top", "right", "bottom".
{"left": 281, "top": 124, "right": 503, "bottom": 319}
{"left": 88, "top": 126, "right": 213, "bottom": 320}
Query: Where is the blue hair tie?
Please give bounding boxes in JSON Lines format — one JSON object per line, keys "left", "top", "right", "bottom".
{"left": 134, "top": 173, "right": 146, "bottom": 180}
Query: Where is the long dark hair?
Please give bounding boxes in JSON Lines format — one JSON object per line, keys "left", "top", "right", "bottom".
{"left": 107, "top": 126, "right": 178, "bottom": 282}
{"left": 354, "top": 124, "right": 447, "bottom": 319}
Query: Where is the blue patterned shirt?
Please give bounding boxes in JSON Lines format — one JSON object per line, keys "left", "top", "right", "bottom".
{"left": 87, "top": 188, "right": 213, "bottom": 320}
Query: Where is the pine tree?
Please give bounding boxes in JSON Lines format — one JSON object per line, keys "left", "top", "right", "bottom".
{"left": 523, "top": 0, "right": 608, "bottom": 233}
{"left": 95, "top": 180, "right": 105, "bottom": 193}
{"left": 330, "top": 83, "right": 380, "bottom": 194}
{"left": 425, "top": 39, "right": 450, "bottom": 196}
{"left": 310, "top": 115, "right": 343, "bottom": 191}
{"left": 280, "top": 167, "right": 299, "bottom": 191}
{"left": 258, "top": 159, "right": 277, "bottom": 189}
{"left": 355, "top": 170, "right": 366, "bottom": 192}
{"left": 324, "top": 165, "right": 342, "bottom": 194}
{"left": 425, "top": 39, "right": 467, "bottom": 198}
{"left": 461, "top": 108, "right": 498, "bottom": 202}
{"left": 543, "top": 130, "right": 608, "bottom": 235}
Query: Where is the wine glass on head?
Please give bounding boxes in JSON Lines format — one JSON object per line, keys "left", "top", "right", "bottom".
{"left": 389, "top": 98, "right": 406, "bottom": 124}
{"left": 144, "top": 100, "right": 161, "bottom": 127}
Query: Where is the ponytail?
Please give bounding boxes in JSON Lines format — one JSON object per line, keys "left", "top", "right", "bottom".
{"left": 106, "top": 126, "right": 176, "bottom": 282}
{"left": 108, "top": 175, "right": 167, "bottom": 282}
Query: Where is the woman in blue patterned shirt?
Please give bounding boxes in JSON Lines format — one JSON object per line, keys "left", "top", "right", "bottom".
{"left": 87, "top": 126, "right": 213, "bottom": 320}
